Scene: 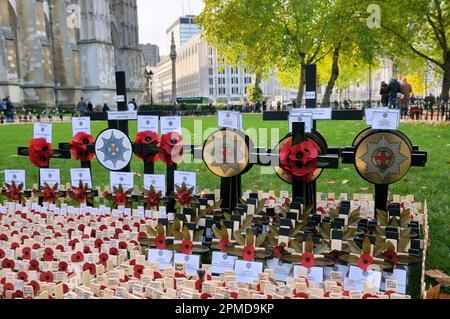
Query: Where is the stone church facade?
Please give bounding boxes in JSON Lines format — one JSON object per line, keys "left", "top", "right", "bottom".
{"left": 0, "top": 0, "right": 144, "bottom": 111}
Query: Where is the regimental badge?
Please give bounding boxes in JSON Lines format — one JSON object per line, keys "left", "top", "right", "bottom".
{"left": 95, "top": 129, "right": 133, "bottom": 171}
{"left": 355, "top": 132, "right": 412, "bottom": 185}
{"left": 203, "top": 130, "right": 250, "bottom": 178}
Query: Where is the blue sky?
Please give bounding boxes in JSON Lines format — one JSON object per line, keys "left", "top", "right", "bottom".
{"left": 137, "top": 0, "right": 205, "bottom": 55}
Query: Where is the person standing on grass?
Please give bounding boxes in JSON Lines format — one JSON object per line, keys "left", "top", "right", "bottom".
{"left": 76, "top": 97, "right": 87, "bottom": 115}
{"left": 388, "top": 77, "right": 403, "bottom": 109}
{"left": 380, "top": 81, "right": 389, "bottom": 107}
{"left": 3, "top": 96, "right": 15, "bottom": 123}
{"left": 400, "top": 78, "right": 412, "bottom": 115}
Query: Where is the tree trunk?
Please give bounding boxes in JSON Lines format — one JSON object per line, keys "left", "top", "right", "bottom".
{"left": 441, "top": 53, "right": 450, "bottom": 103}
{"left": 322, "top": 44, "right": 341, "bottom": 108}
{"left": 255, "top": 72, "right": 262, "bottom": 89}
{"left": 296, "top": 59, "right": 306, "bottom": 107}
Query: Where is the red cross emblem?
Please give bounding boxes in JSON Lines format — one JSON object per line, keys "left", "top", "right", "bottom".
{"left": 373, "top": 148, "right": 394, "bottom": 169}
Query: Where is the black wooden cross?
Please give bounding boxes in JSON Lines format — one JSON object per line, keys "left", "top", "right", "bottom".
{"left": 261, "top": 64, "right": 362, "bottom": 211}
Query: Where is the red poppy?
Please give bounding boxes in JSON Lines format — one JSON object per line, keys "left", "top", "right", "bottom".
{"left": 43, "top": 247, "right": 54, "bottom": 261}
{"left": 362, "top": 293, "right": 379, "bottom": 299}
{"left": 200, "top": 293, "right": 212, "bottom": 299}
{"left": 56, "top": 245, "right": 65, "bottom": 252}
{"left": 17, "top": 271, "right": 28, "bottom": 282}
{"left": 43, "top": 186, "right": 57, "bottom": 203}
{"left": 0, "top": 234, "right": 8, "bottom": 241}
{"left": 123, "top": 224, "right": 131, "bottom": 231}
{"left": 73, "top": 187, "right": 88, "bottom": 204}
{"left": 219, "top": 238, "right": 233, "bottom": 253}
{"left": 175, "top": 272, "right": 187, "bottom": 278}
{"left": 294, "top": 292, "right": 309, "bottom": 299}
{"left": 357, "top": 253, "right": 374, "bottom": 271}
{"left": 109, "top": 247, "right": 119, "bottom": 256}
{"left": 70, "top": 132, "right": 95, "bottom": 162}
{"left": 12, "top": 290, "right": 24, "bottom": 299}
{"left": 134, "top": 131, "right": 160, "bottom": 163}
{"left": 58, "top": 261, "right": 68, "bottom": 272}
{"left": 82, "top": 263, "right": 97, "bottom": 275}
{"left": 29, "top": 280, "right": 40, "bottom": 296}
{"left": 28, "top": 138, "right": 54, "bottom": 168}
{"left": 94, "top": 239, "right": 104, "bottom": 250}
{"left": 99, "top": 253, "right": 109, "bottom": 266}
{"left": 195, "top": 279, "right": 204, "bottom": 292}
{"left": 301, "top": 252, "right": 316, "bottom": 269}
{"left": 180, "top": 240, "right": 193, "bottom": 255}
{"left": 10, "top": 242, "right": 19, "bottom": 250}
{"left": 0, "top": 248, "right": 4, "bottom": 258}
{"left": 242, "top": 246, "right": 256, "bottom": 261}
{"left": 230, "top": 292, "right": 238, "bottom": 299}
{"left": 2, "top": 258, "right": 15, "bottom": 269}
{"left": 29, "top": 260, "right": 40, "bottom": 271}
{"left": 119, "top": 241, "right": 128, "bottom": 250}
{"left": 383, "top": 250, "right": 399, "bottom": 267}
{"left": 6, "top": 185, "right": 21, "bottom": 201}
{"left": 22, "top": 247, "right": 32, "bottom": 260}
{"left": 155, "top": 235, "right": 166, "bottom": 250}
{"left": 274, "top": 246, "right": 285, "bottom": 258}
{"left": 146, "top": 191, "right": 160, "bottom": 208}
{"left": 177, "top": 189, "right": 191, "bottom": 206}
{"left": 83, "top": 246, "right": 92, "bottom": 254}
{"left": 384, "top": 290, "right": 396, "bottom": 296}
{"left": 68, "top": 239, "right": 79, "bottom": 248}
{"left": 114, "top": 192, "right": 127, "bottom": 207}
{"left": 279, "top": 139, "right": 319, "bottom": 179}
{"left": 133, "top": 265, "right": 145, "bottom": 279}
{"left": 2, "top": 283, "right": 14, "bottom": 298}
{"left": 129, "top": 259, "right": 136, "bottom": 266}
{"left": 71, "top": 251, "right": 84, "bottom": 263}
{"left": 40, "top": 271, "right": 54, "bottom": 283}
{"left": 138, "top": 232, "right": 147, "bottom": 240}
{"left": 159, "top": 132, "right": 183, "bottom": 165}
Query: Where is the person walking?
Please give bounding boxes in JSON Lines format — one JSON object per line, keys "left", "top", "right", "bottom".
{"left": 380, "top": 81, "right": 389, "bottom": 107}
{"left": 400, "top": 78, "right": 412, "bottom": 115}
{"left": 388, "top": 77, "right": 403, "bottom": 109}
{"left": 76, "top": 97, "right": 88, "bottom": 115}
{"left": 102, "top": 103, "right": 110, "bottom": 112}
{"left": 128, "top": 98, "right": 138, "bottom": 111}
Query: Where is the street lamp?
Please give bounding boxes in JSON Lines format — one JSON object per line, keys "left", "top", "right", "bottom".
{"left": 144, "top": 66, "right": 154, "bottom": 105}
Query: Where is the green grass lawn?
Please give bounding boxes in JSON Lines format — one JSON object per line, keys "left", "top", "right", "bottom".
{"left": 0, "top": 114, "right": 449, "bottom": 286}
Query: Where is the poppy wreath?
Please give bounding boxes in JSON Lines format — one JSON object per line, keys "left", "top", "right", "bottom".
{"left": 145, "top": 186, "right": 161, "bottom": 209}
{"left": 43, "top": 183, "right": 59, "bottom": 204}
{"left": 279, "top": 139, "right": 319, "bottom": 180}
{"left": 70, "top": 132, "right": 95, "bottom": 162}
{"left": 134, "top": 131, "right": 160, "bottom": 163}
{"left": 159, "top": 132, "right": 183, "bottom": 165}
{"left": 5, "top": 181, "right": 24, "bottom": 202}
{"left": 28, "top": 138, "right": 54, "bottom": 168}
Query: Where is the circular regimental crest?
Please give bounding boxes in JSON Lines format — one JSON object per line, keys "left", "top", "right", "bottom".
{"left": 95, "top": 129, "right": 133, "bottom": 171}
{"left": 203, "top": 130, "right": 250, "bottom": 178}
{"left": 355, "top": 132, "right": 412, "bottom": 185}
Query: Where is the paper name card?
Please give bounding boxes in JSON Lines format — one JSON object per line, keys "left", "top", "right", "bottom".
{"left": 160, "top": 116, "right": 182, "bottom": 135}
{"left": 72, "top": 117, "right": 91, "bottom": 137}
{"left": 288, "top": 114, "right": 313, "bottom": 133}
{"left": 110, "top": 172, "right": 134, "bottom": 192}
{"left": 365, "top": 108, "right": 388, "bottom": 126}
{"left": 234, "top": 260, "right": 263, "bottom": 284}
{"left": 70, "top": 168, "right": 92, "bottom": 189}
{"left": 108, "top": 111, "right": 138, "bottom": 121}
{"left": 174, "top": 171, "right": 196, "bottom": 193}
{"left": 294, "top": 266, "right": 324, "bottom": 283}
{"left": 382, "top": 269, "right": 407, "bottom": 294}
{"left": 148, "top": 249, "right": 173, "bottom": 270}
{"left": 144, "top": 174, "right": 166, "bottom": 194}
{"left": 137, "top": 115, "right": 159, "bottom": 134}
{"left": 40, "top": 169, "right": 60, "bottom": 187}
{"left": 348, "top": 266, "right": 382, "bottom": 292}
{"left": 372, "top": 109, "right": 400, "bottom": 130}
{"left": 4, "top": 170, "right": 25, "bottom": 187}
{"left": 218, "top": 111, "right": 242, "bottom": 130}
{"left": 34, "top": 123, "right": 52, "bottom": 143}
{"left": 211, "top": 252, "right": 237, "bottom": 275}
{"left": 266, "top": 258, "right": 293, "bottom": 282}
{"left": 311, "top": 108, "right": 332, "bottom": 120}
{"left": 174, "top": 253, "right": 201, "bottom": 276}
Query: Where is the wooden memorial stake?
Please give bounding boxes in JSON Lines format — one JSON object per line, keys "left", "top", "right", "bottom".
{"left": 262, "top": 64, "right": 361, "bottom": 210}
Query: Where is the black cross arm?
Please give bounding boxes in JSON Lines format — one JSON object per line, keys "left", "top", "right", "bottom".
{"left": 183, "top": 145, "right": 203, "bottom": 161}
{"left": 17, "top": 147, "right": 71, "bottom": 159}
{"left": 262, "top": 110, "right": 364, "bottom": 122}
{"left": 411, "top": 151, "right": 427, "bottom": 167}
{"left": 340, "top": 147, "right": 428, "bottom": 168}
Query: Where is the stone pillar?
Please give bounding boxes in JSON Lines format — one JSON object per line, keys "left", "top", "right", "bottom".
{"left": 47, "top": 0, "right": 82, "bottom": 110}
{"left": 16, "top": 0, "right": 55, "bottom": 108}
{"left": 78, "top": 0, "right": 116, "bottom": 109}
{"left": 170, "top": 32, "right": 177, "bottom": 105}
